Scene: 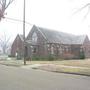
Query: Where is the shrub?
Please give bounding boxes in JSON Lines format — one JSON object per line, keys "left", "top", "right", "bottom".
{"left": 47, "top": 54, "right": 56, "bottom": 61}
{"left": 79, "top": 52, "right": 85, "bottom": 59}
{"left": 32, "top": 56, "right": 40, "bottom": 60}
{"left": 31, "top": 55, "right": 56, "bottom": 61}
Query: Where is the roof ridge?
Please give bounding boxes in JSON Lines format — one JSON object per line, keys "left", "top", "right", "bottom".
{"left": 18, "top": 34, "right": 24, "bottom": 41}
{"left": 34, "top": 25, "right": 47, "bottom": 40}
{"left": 38, "top": 26, "right": 78, "bottom": 37}
{"left": 32, "top": 25, "right": 88, "bottom": 44}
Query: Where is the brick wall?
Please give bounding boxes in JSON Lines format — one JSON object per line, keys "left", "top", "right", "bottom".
{"left": 11, "top": 35, "right": 24, "bottom": 57}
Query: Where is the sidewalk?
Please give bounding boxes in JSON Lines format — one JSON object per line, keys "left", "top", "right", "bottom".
{"left": 40, "top": 64, "right": 90, "bottom": 76}
{"left": 22, "top": 64, "right": 90, "bottom": 76}
{"left": 0, "top": 59, "right": 24, "bottom": 67}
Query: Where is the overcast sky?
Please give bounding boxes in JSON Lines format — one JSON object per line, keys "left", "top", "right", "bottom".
{"left": 0, "top": 0, "right": 90, "bottom": 41}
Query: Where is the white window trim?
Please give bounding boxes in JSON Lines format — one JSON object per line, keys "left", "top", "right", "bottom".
{"left": 32, "top": 32, "right": 38, "bottom": 42}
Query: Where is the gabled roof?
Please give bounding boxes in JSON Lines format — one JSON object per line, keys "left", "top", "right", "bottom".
{"left": 30, "top": 25, "right": 88, "bottom": 44}
{"left": 18, "top": 34, "right": 24, "bottom": 41}
{"left": 12, "top": 34, "right": 24, "bottom": 46}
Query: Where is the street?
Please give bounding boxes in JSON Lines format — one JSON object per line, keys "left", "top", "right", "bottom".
{"left": 0, "top": 65, "right": 90, "bottom": 90}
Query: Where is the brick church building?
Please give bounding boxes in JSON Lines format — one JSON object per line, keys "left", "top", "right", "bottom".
{"left": 11, "top": 25, "right": 90, "bottom": 59}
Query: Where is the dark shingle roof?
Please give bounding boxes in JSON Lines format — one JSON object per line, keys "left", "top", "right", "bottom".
{"left": 35, "top": 26, "right": 87, "bottom": 44}
{"left": 27, "top": 25, "right": 87, "bottom": 44}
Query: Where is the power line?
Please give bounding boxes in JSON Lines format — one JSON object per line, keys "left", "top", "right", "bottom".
{"left": 4, "top": 16, "right": 33, "bottom": 26}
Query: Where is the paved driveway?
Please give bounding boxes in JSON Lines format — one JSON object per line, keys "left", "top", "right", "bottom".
{"left": 0, "top": 65, "right": 90, "bottom": 90}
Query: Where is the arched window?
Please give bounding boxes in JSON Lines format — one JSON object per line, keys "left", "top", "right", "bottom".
{"left": 59, "top": 46, "right": 63, "bottom": 54}
{"left": 32, "top": 32, "right": 38, "bottom": 42}
{"left": 51, "top": 45, "right": 54, "bottom": 54}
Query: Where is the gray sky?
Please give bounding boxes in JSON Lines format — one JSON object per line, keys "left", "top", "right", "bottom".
{"left": 0, "top": 0, "right": 90, "bottom": 41}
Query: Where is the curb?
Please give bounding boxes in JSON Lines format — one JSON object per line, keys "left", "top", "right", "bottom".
{"left": 0, "top": 63, "right": 22, "bottom": 67}
{"left": 36, "top": 68, "right": 90, "bottom": 77}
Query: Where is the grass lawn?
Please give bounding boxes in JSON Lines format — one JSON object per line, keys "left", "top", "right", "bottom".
{"left": 1, "top": 58, "right": 90, "bottom": 76}
{"left": 29, "top": 59, "right": 90, "bottom": 76}
{"left": 29, "top": 59, "right": 90, "bottom": 68}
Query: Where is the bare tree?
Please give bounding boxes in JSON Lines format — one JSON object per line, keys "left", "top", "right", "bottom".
{"left": 0, "top": 0, "right": 14, "bottom": 20}
{"left": 0, "top": 32, "right": 11, "bottom": 54}
{"left": 73, "top": 3, "right": 90, "bottom": 19}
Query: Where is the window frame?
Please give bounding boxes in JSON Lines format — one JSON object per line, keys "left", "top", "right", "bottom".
{"left": 32, "top": 32, "right": 38, "bottom": 42}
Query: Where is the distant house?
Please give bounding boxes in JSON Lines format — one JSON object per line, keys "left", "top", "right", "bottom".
{"left": 11, "top": 34, "right": 24, "bottom": 58}
{"left": 11, "top": 25, "right": 90, "bottom": 59}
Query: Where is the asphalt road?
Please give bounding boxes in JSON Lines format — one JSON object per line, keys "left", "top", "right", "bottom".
{"left": 0, "top": 65, "right": 90, "bottom": 90}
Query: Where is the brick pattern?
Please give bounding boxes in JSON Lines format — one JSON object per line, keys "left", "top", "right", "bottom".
{"left": 11, "top": 35, "right": 24, "bottom": 57}
{"left": 11, "top": 28, "right": 90, "bottom": 59}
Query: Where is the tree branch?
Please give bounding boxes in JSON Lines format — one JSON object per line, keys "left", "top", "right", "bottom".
{"left": 0, "top": 32, "right": 11, "bottom": 54}
{"left": 0, "top": 0, "right": 14, "bottom": 20}
{"left": 73, "top": 3, "right": 90, "bottom": 14}
{"left": 72, "top": 3, "right": 90, "bottom": 20}
{"left": 5, "top": 0, "right": 14, "bottom": 9}
{"left": 0, "top": 1, "right": 3, "bottom": 5}
{"left": 83, "top": 6, "right": 90, "bottom": 20}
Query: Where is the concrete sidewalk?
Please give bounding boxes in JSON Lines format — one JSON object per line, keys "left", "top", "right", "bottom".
{"left": 21, "top": 64, "right": 90, "bottom": 76}
{"left": 21, "top": 64, "right": 90, "bottom": 69}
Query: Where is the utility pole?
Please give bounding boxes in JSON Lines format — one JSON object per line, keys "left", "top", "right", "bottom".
{"left": 23, "top": 0, "right": 26, "bottom": 65}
